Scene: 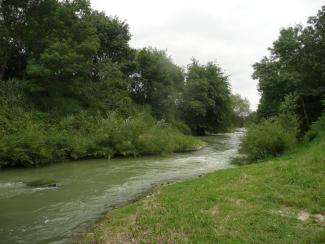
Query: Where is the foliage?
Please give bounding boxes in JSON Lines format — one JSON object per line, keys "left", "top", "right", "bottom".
{"left": 239, "top": 117, "right": 298, "bottom": 162}
{"left": 243, "top": 111, "right": 258, "bottom": 127}
{"left": 0, "top": 110, "right": 200, "bottom": 168}
{"left": 170, "top": 120, "right": 192, "bottom": 135}
{"left": 0, "top": 0, "right": 133, "bottom": 114}
{"left": 0, "top": 79, "right": 29, "bottom": 110}
{"left": 179, "top": 60, "right": 233, "bottom": 135}
{"left": 0, "top": 110, "right": 64, "bottom": 167}
{"left": 90, "top": 11, "right": 132, "bottom": 64}
{"left": 129, "top": 48, "right": 184, "bottom": 120}
{"left": 231, "top": 93, "right": 251, "bottom": 127}
{"left": 238, "top": 94, "right": 299, "bottom": 162}
{"left": 253, "top": 6, "right": 325, "bottom": 131}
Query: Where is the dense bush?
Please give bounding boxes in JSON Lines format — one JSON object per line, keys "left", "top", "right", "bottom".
{"left": 237, "top": 93, "right": 300, "bottom": 163}
{"left": 239, "top": 115, "right": 298, "bottom": 162}
{"left": 170, "top": 120, "right": 192, "bottom": 135}
{"left": 0, "top": 110, "right": 62, "bottom": 167}
{"left": 0, "top": 111, "right": 200, "bottom": 168}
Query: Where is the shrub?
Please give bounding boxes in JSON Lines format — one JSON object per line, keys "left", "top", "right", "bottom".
{"left": 240, "top": 115, "right": 298, "bottom": 162}
{"left": 0, "top": 110, "right": 201, "bottom": 168}
{"left": 0, "top": 112, "right": 66, "bottom": 167}
{"left": 171, "top": 120, "right": 192, "bottom": 135}
{"left": 238, "top": 94, "right": 299, "bottom": 163}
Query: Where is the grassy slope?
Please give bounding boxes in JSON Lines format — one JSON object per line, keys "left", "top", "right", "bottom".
{"left": 82, "top": 142, "right": 325, "bottom": 243}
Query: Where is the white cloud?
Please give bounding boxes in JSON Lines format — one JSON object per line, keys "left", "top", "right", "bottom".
{"left": 91, "top": 0, "right": 324, "bottom": 110}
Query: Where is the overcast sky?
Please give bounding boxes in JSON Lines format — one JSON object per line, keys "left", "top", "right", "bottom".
{"left": 91, "top": 0, "right": 324, "bottom": 110}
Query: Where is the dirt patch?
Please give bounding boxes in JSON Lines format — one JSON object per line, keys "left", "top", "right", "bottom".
{"left": 271, "top": 207, "right": 324, "bottom": 226}
{"left": 297, "top": 210, "right": 310, "bottom": 222}
{"left": 270, "top": 207, "right": 296, "bottom": 220}
{"left": 296, "top": 210, "right": 325, "bottom": 225}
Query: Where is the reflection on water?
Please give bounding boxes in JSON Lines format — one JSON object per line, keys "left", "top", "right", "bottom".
{"left": 0, "top": 129, "right": 244, "bottom": 244}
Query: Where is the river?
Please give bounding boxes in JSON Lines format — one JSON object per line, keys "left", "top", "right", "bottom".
{"left": 0, "top": 129, "right": 244, "bottom": 243}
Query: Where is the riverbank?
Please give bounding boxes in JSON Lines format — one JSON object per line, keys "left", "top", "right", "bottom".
{"left": 0, "top": 111, "right": 204, "bottom": 168}
{"left": 81, "top": 141, "right": 325, "bottom": 243}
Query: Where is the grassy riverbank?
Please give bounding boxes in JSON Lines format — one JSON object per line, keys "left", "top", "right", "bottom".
{"left": 82, "top": 141, "right": 325, "bottom": 243}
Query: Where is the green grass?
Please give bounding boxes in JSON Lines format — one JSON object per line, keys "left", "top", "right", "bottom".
{"left": 81, "top": 141, "right": 325, "bottom": 243}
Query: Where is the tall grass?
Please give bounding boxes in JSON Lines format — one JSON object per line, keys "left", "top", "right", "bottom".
{"left": 0, "top": 111, "right": 200, "bottom": 168}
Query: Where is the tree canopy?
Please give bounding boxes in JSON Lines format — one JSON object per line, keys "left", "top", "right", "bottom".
{"left": 179, "top": 60, "right": 233, "bottom": 135}
{"left": 129, "top": 48, "right": 184, "bottom": 120}
{"left": 253, "top": 6, "right": 325, "bottom": 130}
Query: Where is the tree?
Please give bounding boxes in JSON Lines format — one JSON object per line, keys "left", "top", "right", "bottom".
{"left": 180, "top": 60, "right": 233, "bottom": 135}
{"left": 90, "top": 12, "right": 131, "bottom": 64}
{"left": 22, "top": 0, "right": 100, "bottom": 112}
{"left": 89, "top": 11, "right": 133, "bottom": 81}
{"left": 0, "top": 0, "right": 33, "bottom": 80}
{"left": 253, "top": 6, "right": 325, "bottom": 131}
{"left": 129, "top": 48, "right": 184, "bottom": 120}
{"left": 231, "top": 94, "right": 250, "bottom": 127}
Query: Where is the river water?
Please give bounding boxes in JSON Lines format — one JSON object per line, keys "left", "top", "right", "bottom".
{"left": 0, "top": 129, "right": 243, "bottom": 243}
